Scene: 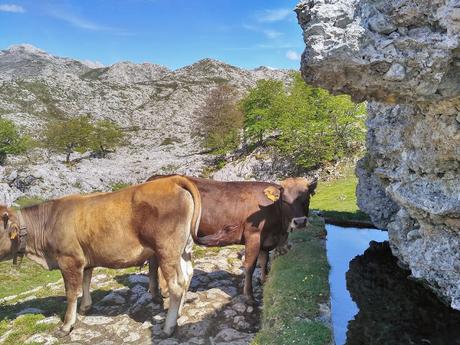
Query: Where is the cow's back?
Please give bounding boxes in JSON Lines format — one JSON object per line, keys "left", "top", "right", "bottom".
{"left": 186, "top": 177, "right": 280, "bottom": 243}
{"left": 48, "top": 178, "right": 195, "bottom": 268}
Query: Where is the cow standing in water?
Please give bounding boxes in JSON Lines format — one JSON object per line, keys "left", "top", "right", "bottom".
{"left": 0, "top": 176, "right": 201, "bottom": 337}
{"left": 147, "top": 175, "right": 317, "bottom": 301}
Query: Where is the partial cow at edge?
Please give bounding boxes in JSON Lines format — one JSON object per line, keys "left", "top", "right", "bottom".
{"left": 0, "top": 176, "right": 201, "bottom": 337}
{"left": 147, "top": 174, "right": 317, "bottom": 301}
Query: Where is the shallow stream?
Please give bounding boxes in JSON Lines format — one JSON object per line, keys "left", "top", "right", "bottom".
{"left": 326, "top": 224, "right": 460, "bottom": 345}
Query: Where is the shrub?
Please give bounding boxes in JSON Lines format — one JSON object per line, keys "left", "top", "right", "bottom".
{"left": 90, "top": 119, "right": 125, "bottom": 158}
{"left": 42, "top": 116, "right": 125, "bottom": 163}
{"left": 42, "top": 115, "right": 94, "bottom": 163}
{"left": 0, "top": 119, "right": 32, "bottom": 165}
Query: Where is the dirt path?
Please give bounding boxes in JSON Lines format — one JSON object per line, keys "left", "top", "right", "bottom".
{"left": 13, "top": 246, "right": 262, "bottom": 345}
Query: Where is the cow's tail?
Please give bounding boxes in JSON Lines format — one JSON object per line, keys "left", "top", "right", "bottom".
{"left": 174, "top": 176, "right": 202, "bottom": 243}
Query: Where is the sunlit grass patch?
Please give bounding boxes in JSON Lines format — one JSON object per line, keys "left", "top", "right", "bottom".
{"left": 311, "top": 168, "right": 369, "bottom": 221}
{"left": 0, "top": 258, "right": 61, "bottom": 299}
{"left": 252, "top": 216, "right": 332, "bottom": 345}
{"left": 0, "top": 314, "right": 58, "bottom": 345}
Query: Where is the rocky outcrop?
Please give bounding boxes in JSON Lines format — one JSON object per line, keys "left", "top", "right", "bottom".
{"left": 0, "top": 45, "right": 292, "bottom": 203}
{"left": 296, "top": 0, "right": 460, "bottom": 309}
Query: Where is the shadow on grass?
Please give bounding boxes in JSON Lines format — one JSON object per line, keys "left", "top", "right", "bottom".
{"left": 315, "top": 209, "right": 370, "bottom": 222}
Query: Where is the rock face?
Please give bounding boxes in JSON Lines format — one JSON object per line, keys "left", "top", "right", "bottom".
{"left": 296, "top": 0, "right": 460, "bottom": 309}
{"left": 0, "top": 44, "right": 291, "bottom": 203}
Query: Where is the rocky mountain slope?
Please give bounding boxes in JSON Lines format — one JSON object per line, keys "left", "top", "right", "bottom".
{"left": 0, "top": 44, "right": 291, "bottom": 203}
{"left": 296, "top": 0, "right": 460, "bottom": 309}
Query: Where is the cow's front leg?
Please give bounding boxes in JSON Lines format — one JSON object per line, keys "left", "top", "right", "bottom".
{"left": 148, "top": 257, "right": 163, "bottom": 304}
{"left": 55, "top": 258, "right": 84, "bottom": 337}
{"left": 258, "top": 249, "right": 269, "bottom": 284}
{"left": 79, "top": 268, "right": 93, "bottom": 315}
{"left": 243, "top": 235, "right": 261, "bottom": 303}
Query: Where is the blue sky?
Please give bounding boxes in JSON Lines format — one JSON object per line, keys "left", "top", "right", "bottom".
{"left": 0, "top": 0, "right": 304, "bottom": 70}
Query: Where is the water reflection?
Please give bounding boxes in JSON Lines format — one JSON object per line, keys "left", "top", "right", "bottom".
{"left": 346, "top": 241, "right": 460, "bottom": 345}
{"left": 326, "top": 225, "right": 388, "bottom": 345}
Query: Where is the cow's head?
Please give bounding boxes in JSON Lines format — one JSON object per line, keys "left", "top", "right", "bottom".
{"left": 0, "top": 205, "right": 20, "bottom": 261}
{"left": 279, "top": 177, "right": 317, "bottom": 231}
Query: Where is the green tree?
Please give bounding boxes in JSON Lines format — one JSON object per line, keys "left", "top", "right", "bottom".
{"left": 43, "top": 116, "right": 94, "bottom": 163}
{"left": 90, "top": 119, "right": 125, "bottom": 158}
{"left": 240, "top": 79, "right": 285, "bottom": 143}
{"left": 0, "top": 119, "right": 31, "bottom": 165}
{"left": 43, "top": 116, "right": 126, "bottom": 163}
{"left": 240, "top": 72, "right": 366, "bottom": 169}
{"left": 195, "top": 84, "right": 244, "bottom": 154}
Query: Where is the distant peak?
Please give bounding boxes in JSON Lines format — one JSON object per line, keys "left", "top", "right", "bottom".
{"left": 194, "top": 58, "right": 229, "bottom": 66}
{"left": 254, "top": 66, "right": 277, "bottom": 71}
{"left": 7, "top": 44, "right": 46, "bottom": 54}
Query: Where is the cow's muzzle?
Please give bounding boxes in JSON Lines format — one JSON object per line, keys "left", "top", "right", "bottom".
{"left": 290, "top": 217, "right": 308, "bottom": 230}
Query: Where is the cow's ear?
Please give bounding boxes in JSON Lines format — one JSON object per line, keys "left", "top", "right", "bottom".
{"left": 308, "top": 178, "right": 318, "bottom": 196}
{"left": 2, "top": 212, "right": 9, "bottom": 230}
{"left": 264, "top": 186, "right": 281, "bottom": 202}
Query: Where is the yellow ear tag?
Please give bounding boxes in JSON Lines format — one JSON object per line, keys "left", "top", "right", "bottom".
{"left": 264, "top": 187, "right": 280, "bottom": 202}
{"left": 10, "top": 229, "right": 17, "bottom": 240}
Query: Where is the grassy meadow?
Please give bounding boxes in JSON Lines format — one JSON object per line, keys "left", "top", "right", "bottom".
{"left": 310, "top": 167, "right": 369, "bottom": 221}
{"left": 252, "top": 216, "right": 332, "bottom": 345}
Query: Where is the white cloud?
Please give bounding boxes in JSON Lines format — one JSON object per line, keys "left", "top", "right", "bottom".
{"left": 242, "top": 24, "right": 282, "bottom": 40}
{"left": 0, "top": 4, "right": 25, "bottom": 13}
{"left": 50, "top": 9, "right": 111, "bottom": 31}
{"left": 258, "top": 8, "right": 291, "bottom": 23}
{"left": 286, "top": 50, "right": 301, "bottom": 61}
{"left": 264, "top": 29, "right": 282, "bottom": 39}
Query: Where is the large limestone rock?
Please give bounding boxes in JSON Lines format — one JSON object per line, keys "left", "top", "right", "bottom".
{"left": 296, "top": 0, "right": 460, "bottom": 309}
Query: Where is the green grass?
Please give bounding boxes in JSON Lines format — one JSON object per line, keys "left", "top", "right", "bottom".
{"left": 252, "top": 216, "right": 332, "bottom": 345}
{"left": 193, "top": 245, "right": 222, "bottom": 259}
{"left": 0, "top": 314, "right": 57, "bottom": 345}
{"left": 310, "top": 169, "right": 370, "bottom": 222}
{"left": 0, "top": 258, "right": 61, "bottom": 299}
{"left": 0, "top": 262, "right": 143, "bottom": 343}
{"left": 111, "top": 182, "right": 131, "bottom": 192}
{"left": 14, "top": 196, "right": 45, "bottom": 208}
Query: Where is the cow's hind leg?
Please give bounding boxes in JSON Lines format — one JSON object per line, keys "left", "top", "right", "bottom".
{"left": 79, "top": 268, "right": 93, "bottom": 314}
{"left": 258, "top": 249, "right": 269, "bottom": 284}
{"left": 159, "top": 260, "right": 187, "bottom": 337}
{"left": 148, "top": 257, "right": 163, "bottom": 304}
{"left": 178, "top": 236, "right": 193, "bottom": 316}
{"left": 55, "top": 258, "right": 84, "bottom": 337}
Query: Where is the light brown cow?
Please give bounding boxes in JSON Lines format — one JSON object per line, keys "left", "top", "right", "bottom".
{"left": 0, "top": 176, "right": 201, "bottom": 337}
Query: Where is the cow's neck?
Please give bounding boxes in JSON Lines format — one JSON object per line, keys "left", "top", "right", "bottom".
{"left": 18, "top": 204, "right": 54, "bottom": 269}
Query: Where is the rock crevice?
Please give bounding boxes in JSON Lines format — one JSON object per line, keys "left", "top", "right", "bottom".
{"left": 296, "top": 0, "right": 460, "bottom": 309}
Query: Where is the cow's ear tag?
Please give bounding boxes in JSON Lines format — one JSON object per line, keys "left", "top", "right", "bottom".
{"left": 264, "top": 187, "right": 280, "bottom": 202}
{"left": 10, "top": 229, "right": 17, "bottom": 240}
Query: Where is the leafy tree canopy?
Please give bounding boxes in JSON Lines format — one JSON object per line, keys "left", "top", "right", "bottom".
{"left": 195, "top": 83, "right": 244, "bottom": 154}
{"left": 43, "top": 115, "right": 125, "bottom": 163}
{"left": 0, "top": 118, "right": 32, "bottom": 165}
{"left": 241, "top": 72, "right": 366, "bottom": 169}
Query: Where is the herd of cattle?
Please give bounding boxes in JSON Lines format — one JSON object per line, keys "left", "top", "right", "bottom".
{"left": 0, "top": 174, "right": 317, "bottom": 337}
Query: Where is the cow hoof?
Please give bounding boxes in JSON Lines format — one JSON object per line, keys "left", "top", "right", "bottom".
{"left": 160, "top": 328, "right": 175, "bottom": 338}
{"left": 78, "top": 306, "right": 92, "bottom": 315}
{"left": 152, "top": 295, "right": 163, "bottom": 305}
{"left": 54, "top": 328, "right": 71, "bottom": 338}
{"left": 243, "top": 295, "right": 256, "bottom": 306}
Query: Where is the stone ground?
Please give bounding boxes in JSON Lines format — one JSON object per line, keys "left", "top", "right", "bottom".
{"left": 4, "top": 246, "right": 261, "bottom": 345}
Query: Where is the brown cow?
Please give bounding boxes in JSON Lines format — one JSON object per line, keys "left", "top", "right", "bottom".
{"left": 0, "top": 176, "right": 201, "bottom": 337}
{"left": 147, "top": 175, "right": 317, "bottom": 301}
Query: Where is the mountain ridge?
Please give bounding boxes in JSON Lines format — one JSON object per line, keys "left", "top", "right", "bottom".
{"left": 0, "top": 44, "right": 293, "bottom": 204}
